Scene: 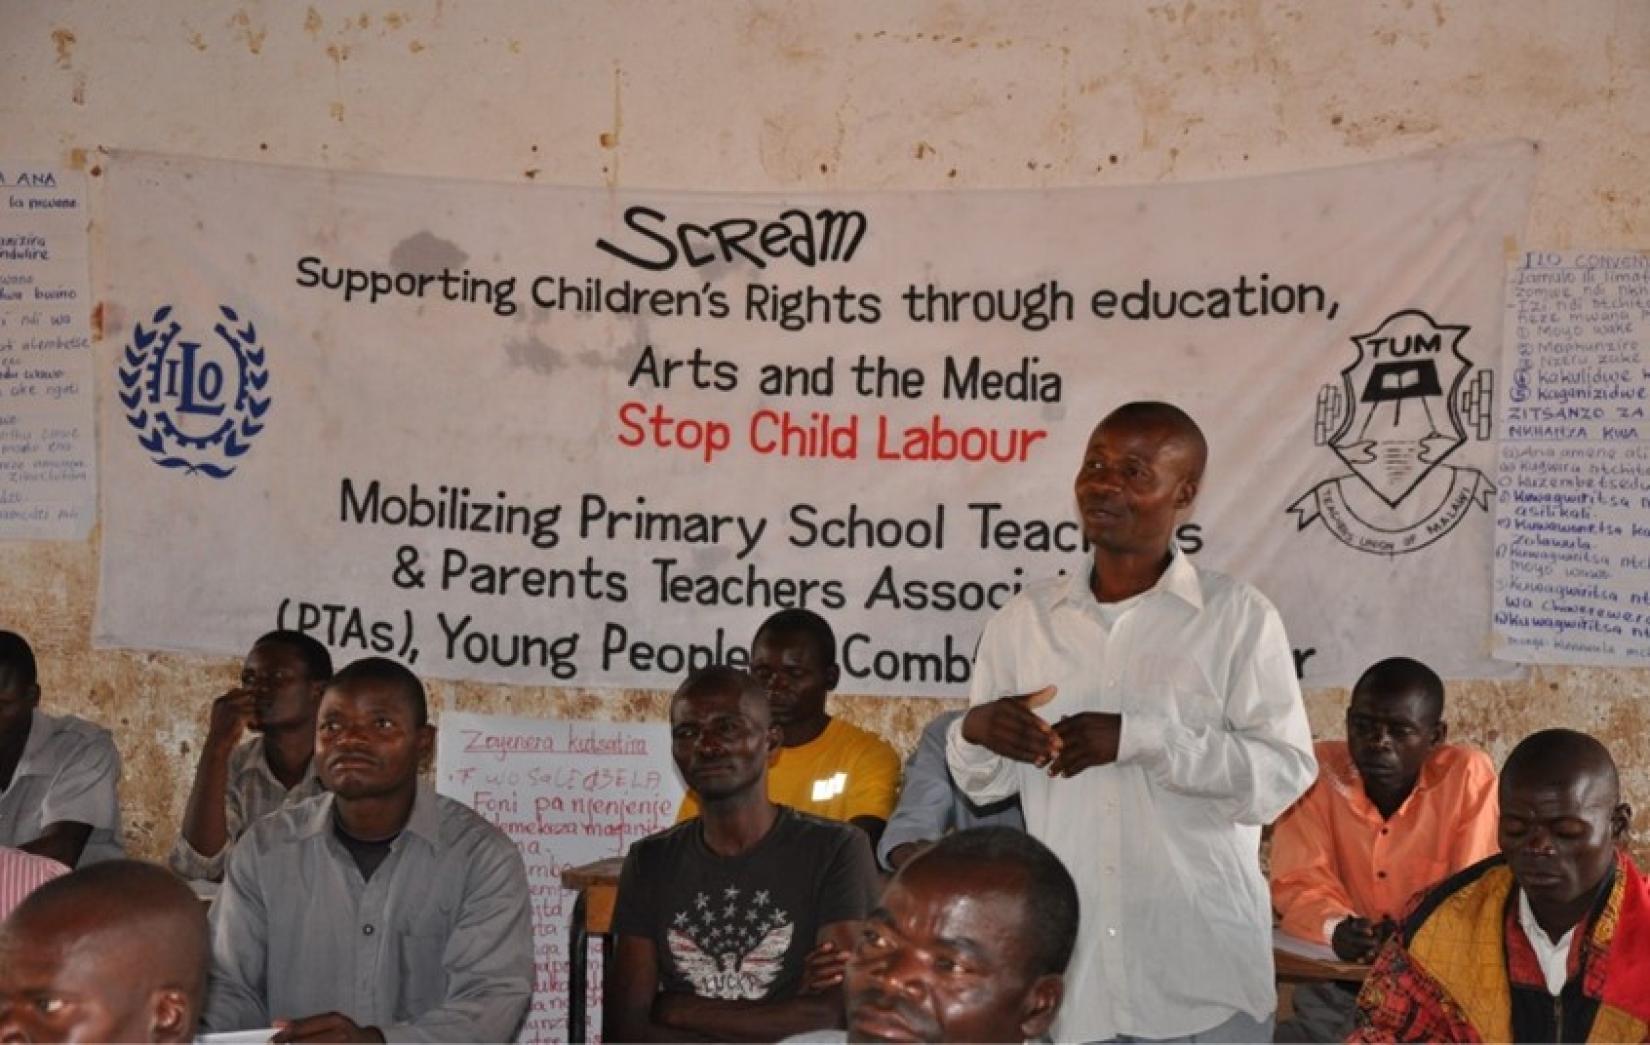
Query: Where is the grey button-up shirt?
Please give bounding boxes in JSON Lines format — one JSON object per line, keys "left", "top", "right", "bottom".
{"left": 204, "top": 785, "right": 533, "bottom": 1043}
{"left": 876, "top": 710, "right": 1024, "bottom": 871}
{"left": 0, "top": 710, "right": 124, "bottom": 865}
{"left": 167, "top": 735, "right": 325, "bottom": 883}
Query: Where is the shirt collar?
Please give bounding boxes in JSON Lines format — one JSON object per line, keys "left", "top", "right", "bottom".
{"left": 1055, "top": 542, "right": 1204, "bottom": 612}
{"left": 243, "top": 735, "right": 321, "bottom": 790}
{"left": 13, "top": 709, "right": 58, "bottom": 779}
{"left": 294, "top": 783, "right": 440, "bottom": 845}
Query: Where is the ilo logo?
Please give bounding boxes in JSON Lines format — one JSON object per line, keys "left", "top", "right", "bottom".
{"left": 118, "top": 304, "right": 271, "bottom": 478}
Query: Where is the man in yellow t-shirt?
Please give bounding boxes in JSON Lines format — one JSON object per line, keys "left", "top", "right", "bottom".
{"left": 678, "top": 610, "right": 900, "bottom": 846}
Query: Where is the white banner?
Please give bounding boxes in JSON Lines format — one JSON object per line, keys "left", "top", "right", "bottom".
{"left": 96, "top": 144, "right": 1533, "bottom": 693}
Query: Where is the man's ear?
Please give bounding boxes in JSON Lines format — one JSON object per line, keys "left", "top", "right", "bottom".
{"left": 1173, "top": 476, "right": 1200, "bottom": 512}
{"left": 417, "top": 723, "right": 437, "bottom": 770}
{"left": 825, "top": 662, "right": 841, "bottom": 692}
{"left": 1611, "top": 802, "right": 1633, "bottom": 842}
{"left": 765, "top": 724, "right": 783, "bottom": 759}
{"left": 1431, "top": 719, "right": 1449, "bottom": 747}
{"left": 1018, "top": 974, "right": 1065, "bottom": 1040}
{"left": 24, "top": 682, "right": 40, "bottom": 709}
{"left": 149, "top": 987, "right": 193, "bottom": 1043}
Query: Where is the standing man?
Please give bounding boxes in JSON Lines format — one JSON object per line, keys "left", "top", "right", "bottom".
{"left": 1271, "top": 656, "right": 1499, "bottom": 1041}
{"left": 170, "top": 630, "right": 332, "bottom": 886}
{"left": 0, "top": 631, "right": 123, "bottom": 868}
{"left": 678, "top": 610, "right": 901, "bottom": 847}
{"left": 606, "top": 665, "right": 880, "bottom": 1043}
{"left": 204, "top": 657, "right": 533, "bottom": 1043}
{"left": 946, "top": 401, "right": 1316, "bottom": 1042}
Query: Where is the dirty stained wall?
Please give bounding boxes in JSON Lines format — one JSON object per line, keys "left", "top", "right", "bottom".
{"left": 1, "top": 0, "right": 1647, "bottom": 862}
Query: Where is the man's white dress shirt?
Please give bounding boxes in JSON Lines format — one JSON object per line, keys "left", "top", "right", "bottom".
{"left": 947, "top": 547, "right": 1316, "bottom": 1041}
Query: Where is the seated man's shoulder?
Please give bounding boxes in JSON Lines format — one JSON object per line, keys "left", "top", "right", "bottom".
{"left": 1426, "top": 742, "right": 1496, "bottom": 781}
{"left": 782, "top": 807, "right": 874, "bottom": 853}
{"left": 625, "top": 817, "right": 703, "bottom": 864}
{"left": 828, "top": 717, "right": 899, "bottom": 764}
{"left": 434, "top": 790, "right": 521, "bottom": 853}
{"left": 238, "top": 791, "right": 331, "bottom": 850}
{"left": 35, "top": 711, "right": 117, "bottom": 754}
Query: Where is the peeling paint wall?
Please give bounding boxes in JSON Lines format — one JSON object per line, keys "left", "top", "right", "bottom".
{"left": 1, "top": 0, "right": 1647, "bottom": 861}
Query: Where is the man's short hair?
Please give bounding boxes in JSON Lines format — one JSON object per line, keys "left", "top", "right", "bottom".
{"left": 672, "top": 664, "right": 770, "bottom": 723}
{"left": 328, "top": 656, "right": 427, "bottom": 726}
{"left": 912, "top": 827, "right": 1080, "bottom": 977}
{"left": 252, "top": 629, "right": 334, "bottom": 682}
{"left": 6, "top": 858, "right": 209, "bottom": 1003}
{"left": 0, "top": 630, "right": 38, "bottom": 689}
{"left": 754, "top": 608, "right": 838, "bottom": 669}
{"left": 1502, "top": 728, "right": 1620, "bottom": 800}
{"left": 1351, "top": 656, "right": 1445, "bottom": 723}
{"left": 1102, "top": 401, "right": 1209, "bottom": 482}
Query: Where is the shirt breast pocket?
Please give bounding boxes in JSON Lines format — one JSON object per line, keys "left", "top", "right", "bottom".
{"left": 1131, "top": 668, "right": 1223, "bottom": 734}
{"left": 394, "top": 926, "right": 450, "bottom": 1022}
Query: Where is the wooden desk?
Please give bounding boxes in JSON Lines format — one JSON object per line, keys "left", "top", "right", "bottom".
{"left": 561, "top": 858, "right": 623, "bottom": 1044}
{"left": 1273, "top": 931, "right": 1366, "bottom": 983}
{"left": 1273, "top": 946, "right": 1370, "bottom": 984}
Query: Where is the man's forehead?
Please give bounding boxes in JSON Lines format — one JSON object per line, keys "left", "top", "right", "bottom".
{"left": 1500, "top": 773, "right": 1614, "bottom": 811}
{"left": 247, "top": 640, "right": 304, "bottom": 668}
{"left": 1348, "top": 687, "right": 1433, "bottom": 723}
{"left": 671, "top": 688, "right": 757, "bottom": 720}
{"left": 897, "top": 861, "right": 1025, "bottom": 923}
{"left": 753, "top": 630, "right": 819, "bottom": 661}
{"left": 321, "top": 680, "right": 412, "bottom": 714}
{"left": 1087, "top": 416, "right": 1189, "bottom": 456}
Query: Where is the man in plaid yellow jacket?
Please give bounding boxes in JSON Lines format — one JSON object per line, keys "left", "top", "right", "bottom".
{"left": 1350, "top": 729, "right": 1650, "bottom": 1043}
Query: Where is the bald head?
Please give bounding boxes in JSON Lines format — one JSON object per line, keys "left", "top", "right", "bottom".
{"left": 1098, "top": 401, "right": 1208, "bottom": 483}
{"left": 0, "top": 860, "right": 207, "bottom": 1043}
{"left": 1502, "top": 728, "right": 1620, "bottom": 803}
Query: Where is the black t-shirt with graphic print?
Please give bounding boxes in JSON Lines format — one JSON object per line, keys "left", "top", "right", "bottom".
{"left": 612, "top": 806, "right": 879, "bottom": 1001}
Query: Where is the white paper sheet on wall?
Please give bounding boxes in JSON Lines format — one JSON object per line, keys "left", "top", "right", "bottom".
{"left": 0, "top": 162, "right": 96, "bottom": 539}
{"left": 1493, "top": 249, "right": 1650, "bottom": 665}
{"left": 436, "top": 711, "right": 684, "bottom": 1043}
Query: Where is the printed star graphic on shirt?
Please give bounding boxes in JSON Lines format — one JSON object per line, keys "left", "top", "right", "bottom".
{"left": 666, "top": 880, "right": 798, "bottom": 1000}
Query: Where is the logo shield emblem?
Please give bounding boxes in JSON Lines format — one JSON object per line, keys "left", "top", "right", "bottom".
{"left": 1329, "top": 311, "right": 1472, "bottom": 506}
{"left": 1290, "top": 309, "right": 1495, "bottom": 556}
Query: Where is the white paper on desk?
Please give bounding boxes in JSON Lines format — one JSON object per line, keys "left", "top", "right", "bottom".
{"left": 198, "top": 1030, "right": 277, "bottom": 1043}
{"left": 1273, "top": 926, "right": 1341, "bottom": 962}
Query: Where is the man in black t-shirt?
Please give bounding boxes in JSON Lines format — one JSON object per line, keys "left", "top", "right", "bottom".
{"left": 604, "top": 665, "right": 879, "bottom": 1043}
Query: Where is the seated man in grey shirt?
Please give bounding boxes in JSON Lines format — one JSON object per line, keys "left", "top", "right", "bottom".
{"left": 877, "top": 710, "right": 1024, "bottom": 872}
{"left": 170, "top": 630, "right": 332, "bottom": 888}
{"left": 204, "top": 657, "right": 533, "bottom": 1043}
{"left": 0, "top": 630, "right": 124, "bottom": 868}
